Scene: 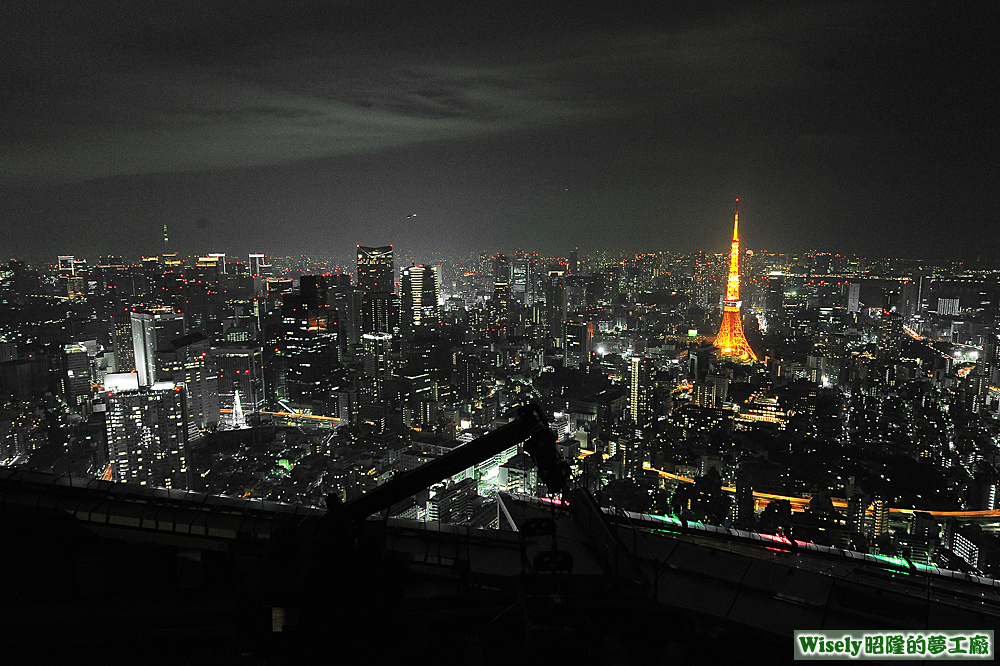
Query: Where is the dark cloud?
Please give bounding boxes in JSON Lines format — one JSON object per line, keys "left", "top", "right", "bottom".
{"left": 0, "top": 1, "right": 996, "bottom": 260}
{"left": 0, "top": 1, "right": 850, "bottom": 183}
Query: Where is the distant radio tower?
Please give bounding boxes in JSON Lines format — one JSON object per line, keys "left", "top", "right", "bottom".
{"left": 714, "top": 201, "right": 758, "bottom": 362}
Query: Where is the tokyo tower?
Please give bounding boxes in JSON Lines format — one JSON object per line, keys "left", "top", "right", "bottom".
{"left": 714, "top": 201, "right": 758, "bottom": 362}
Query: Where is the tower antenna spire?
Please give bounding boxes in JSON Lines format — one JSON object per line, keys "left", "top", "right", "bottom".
{"left": 733, "top": 199, "right": 739, "bottom": 241}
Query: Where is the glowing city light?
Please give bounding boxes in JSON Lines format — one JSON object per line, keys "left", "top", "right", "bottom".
{"left": 713, "top": 204, "right": 758, "bottom": 362}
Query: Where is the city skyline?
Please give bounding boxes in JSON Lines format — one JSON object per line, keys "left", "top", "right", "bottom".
{"left": 2, "top": 2, "right": 995, "bottom": 262}
{"left": 4, "top": 4, "right": 1000, "bottom": 657}
{"left": 4, "top": 166, "right": 1000, "bottom": 660}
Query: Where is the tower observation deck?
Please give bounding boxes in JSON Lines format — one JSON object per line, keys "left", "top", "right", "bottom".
{"left": 714, "top": 202, "right": 758, "bottom": 361}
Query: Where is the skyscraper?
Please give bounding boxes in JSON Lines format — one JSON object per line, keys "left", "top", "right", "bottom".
{"left": 877, "top": 311, "right": 903, "bottom": 359}
{"left": 511, "top": 257, "right": 530, "bottom": 304}
{"left": 329, "top": 288, "right": 364, "bottom": 351}
{"left": 490, "top": 279, "right": 511, "bottom": 335}
{"left": 357, "top": 245, "right": 394, "bottom": 293}
{"left": 212, "top": 346, "right": 265, "bottom": 415}
{"left": 154, "top": 312, "right": 186, "bottom": 348}
{"left": 361, "top": 332, "right": 393, "bottom": 407}
{"left": 714, "top": 203, "right": 758, "bottom": 362}
{"left": 132, "top": 310, "right": 185, "bottom": 387}
{"left": 160, "top": 332, "right": 219, "bottom": 438}
{"left": 846, "top": 282, "right": 861, "bottom": 313}
{"left": 897, "top": 282, "right": 918, "bottom": 322}
{"left": 131, "top": 312, "right": 156, "bottom": 386}
{"left": 765, "top": 271, "right": 785, "bottom": 314}
{"left": 362, "top": 292, "right": 396, "bottom": 336}
{"left": 400, "top": 264, "right": 441, "bottom": 338}
{"left": 276, "top": 283, "right": 340, "bottom": 411}
{"left": 249, "top": 253, "right": 265, "bottom": 277}
{"left": 358, "top": 245, "right": 396, "bottom": 335}
{"left": 627, "top": 356, "right": 654, "bottom": 430}
{"left": 112, "top": 313, "right": 135, "bottom": 373}
{"left": 492, "top": 253, "right": 510, "bottom": 284}
{"left": 105, "top": 375, "right": 189, "bottom": 489}
{"left": 299, "top": 275, "right": 328, "bottom": 310}
{"left": 208, "top": 253, "right": 227, "bottom": 274}
{"left": 62, "top": 343, "right": 91, "bottom": 411}
{"left": 981, "top": 327, "right": 999, "bottom": 385}
{"left": 544, "top": 268, "right": 567, "bottom": 341}
{"left": 564, "top": 320, "right": 594, "bottom": 368}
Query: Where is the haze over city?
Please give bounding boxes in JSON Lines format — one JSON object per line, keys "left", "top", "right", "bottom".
{"left": 2, "top": 1, "right": 995, "bottom": 261}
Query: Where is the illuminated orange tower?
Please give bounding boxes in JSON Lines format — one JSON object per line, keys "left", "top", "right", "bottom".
{"left": 714, "top": 201, "right": 758, "bottom": 361}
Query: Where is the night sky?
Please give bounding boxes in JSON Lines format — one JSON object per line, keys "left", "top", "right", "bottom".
{"left": 1, "top": 1, "right": 995, "bottom": 262}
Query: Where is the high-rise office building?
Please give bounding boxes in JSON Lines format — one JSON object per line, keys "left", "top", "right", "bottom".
{"left": 358, "top": 245, "right": 396, "bottom": 335}
{"left": 492, "top": 253, "right": 510, "bottom": 284}
{"left": 399, "top": 370, "right": 435, "bottom": 429}
{"left": 104, "top": 375, "right": 189, "bottom": 489}
{"left": 878, "top": 311, "right": 904, "bottom": 359}
{"left": 627, "top": 356, "right": 654, "bottom": 430}
{"left": 732, "top": 475, "right": 756, "bottom": 529}
{"left": 208, "top": 253, "right": 227, "bottom": 274}
{"left": 154, "top": 312, "right": 186, "bottom": 347}
{"left": 564, "top": 320, "right": 593, "bottom": 368}
{"left": 454, "top": 350, "right": 482, "bottom": 401}
{"left": 62, "top": 343, "right": 91, "bottom": 411}
{"left": 511, "top": 257, "right": 530, "bottom": 304}
{"left": 400, "top": 264, "right": 441, "bottom": 338}
{"left": 212, "top": 346, "right": 265, "bottom": 416}
{"left": 981, "top": 328, "right": 999, "bottom": 385}
{"left": 938, "top": 298, "right": 961, "bottom": 316}
{"left": 765, "top": 271, "right": 785, "bottom": 314}
{"left": 695, "top": 374, "right": 730, "bottom": 409}
{"left": 329, "top": 288, "right": 364, "bottom": 350}
{"left": 300, "top": 275, "right": 328, "bottom": 310}
{"left": 897, "top": 282, "right": 918, "bottom": 322}
{"left": 159, "top": 332, "right": 219, "bottom": 438}
{"left": 362, "top": 332, "right": 392, "bottom": 403}
{"left": 66, "top": 276, "right": 86, "bottom": 301}
{"left": 58, "top": 255, "right": 75, "bottom": 275}
{"left": 846, "top": 282, "right": 861, "bottom": 313}
{"left": 361, "top": 292, "right": 396, "bottom": 335}
{"left": 263, "top": 278, "right": 294, "bottom": 314}
{"left": 57, "top": 254, "right": 86, "bottom": 300}
{"left": 357, "top": 245, "right": 394, "bottom": 293}
{"left": 544, "top": 268, "right": 567, "bottom": 341}
{"left": 276, "top": 284, "right": 340, "bottom": 411}
{"left": 112, "top": 313, "right": 135, "bottom": 373}
{"left": 249, "top": 253, "right": 265, "bottom": 277}
{"left": 358, "top": 330, "right": 393, "bottom": 431}
{"left": 565, "top": 275, "right": 589, "bottom": 310}
{"left": 132, "top": 310, "right": 185, "bottom": 387}
{"left": 490, "top": 280, "right": 511, "bottom": 334}
{"left": 131, "top": 312, "right": 156, "bottom": 386}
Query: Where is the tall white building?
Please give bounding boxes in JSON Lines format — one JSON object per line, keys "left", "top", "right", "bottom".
{"left": 628, "top": 356, "right": 654, "bottom": 430}
{"left": 400, "top": 264, "right": 441, "bottom": 337}
{"left": 131, "top": 312, "right": 156, "bottom": 386}
{"left": 938, "top": 297, "right": 961, "bottom": 316}
{"left": 249, "top": 253, "right": 265, "bottom": 277}
{"left": 131, "top": 310, "right": 185, "bottom": 387}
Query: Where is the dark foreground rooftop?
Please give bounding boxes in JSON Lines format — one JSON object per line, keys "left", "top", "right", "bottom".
{"left": 2, "top": 469, "right": 998, "bottom": 665}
